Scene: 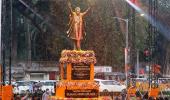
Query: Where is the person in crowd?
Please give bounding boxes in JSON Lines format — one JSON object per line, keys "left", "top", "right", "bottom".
{"left": 42, "top": 89, "right": 50, "bottom": 100}
{"left": 29, "top": 83, "right": 33, "bottom": 93}
{"left": 21, "top": 90, "right": 31, "bottom": 100}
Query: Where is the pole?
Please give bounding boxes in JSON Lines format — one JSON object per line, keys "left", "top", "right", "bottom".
{"left": 125, "top": 48, "right": 128, "bottom": 86}
{"left": 9, "top": 0, "right": 13, "bottom": 85}
{"left": 2, "top": 44, "right": 5, "bottom": 86}
{"left": 126, "top": 19, "right": 128, "bottom": 49}
{"left": 0, "top": 0, "right": 2, "bottom": 62}
{"left": 27, "top": 20, "right": 31, "bottom": 70}
{"left": 0, "top": 0, "right": 2, "bottom": 84}
{"left": 136, "top": 49, "right": 139, "bottom": 78}
{"left": 113, "top": 17, "right": 129, "bottom": 87}
{"left": 1, "top": 0, "right": 5, "bottom": 85}
{"left": 125, "top": 19, "right": 128, "bottom": 88}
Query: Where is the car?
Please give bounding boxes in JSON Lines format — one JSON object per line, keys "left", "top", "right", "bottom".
{"left": 94, "top": 79, "right": 126, "bottom": 92}
{"left": 40, "top": 80, "right": 58, "bottom": 94}
{"left": 15, "top": 81, "right": 29, "bottom": 94}
{"left": 14, "top": 80, "right": 37, "bottom": 94}
{"left": 135, "top": 78, "right": 147, "bottom": 81}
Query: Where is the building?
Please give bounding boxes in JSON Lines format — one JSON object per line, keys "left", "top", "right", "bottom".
{"left": 12, "top": 61, "right": 59, "bottom": 81}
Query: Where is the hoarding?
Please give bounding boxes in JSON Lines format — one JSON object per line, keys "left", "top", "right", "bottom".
{"left": 94, "top": 66, "right": 112, "bottom": 73}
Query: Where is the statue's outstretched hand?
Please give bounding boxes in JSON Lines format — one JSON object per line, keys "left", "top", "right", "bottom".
{"left": 68, "top": 0, "right": 71, "bottom": 7}
{"left": 67, "top": 0, "right": 73, "bottom": 13}
{"left": 87, "top": 0, "right": 95, "bottom": 7}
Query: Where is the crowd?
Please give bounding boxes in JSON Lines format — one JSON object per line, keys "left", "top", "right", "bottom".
{"left": 14, "top": 81, "right": 52, "bottom": 100}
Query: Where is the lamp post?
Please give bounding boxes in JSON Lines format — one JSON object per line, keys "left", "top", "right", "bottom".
{"left": 113, "top": 17, "right": 129, "bottom": 87}
{"left": 113, "top": 14, "right": 144, "bottom": 86}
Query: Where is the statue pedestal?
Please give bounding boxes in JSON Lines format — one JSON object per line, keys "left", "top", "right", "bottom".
{"left": 55, "top": 50, "right": 99, "bottom": 98}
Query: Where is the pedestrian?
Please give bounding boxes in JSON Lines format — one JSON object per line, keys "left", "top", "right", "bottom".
{"left": 143, "top": 91, "right": 148, "bottom": 100}
{"left": 121, "top": 90, "right": 126, "bottom": 100}
{"left": 29, "top": 83, "right": 33, "bottom": 93}
{"left": 33, "top": 82, "right": 36, "bottom": 93}
{"left": 42, "top": 89, "right": 50, "bottom": 100}
{"left": 21, "top": 90, "right": 31, "bottom": 100}
{"left": 36, "top": 81, "right": 42, "bottom": 90}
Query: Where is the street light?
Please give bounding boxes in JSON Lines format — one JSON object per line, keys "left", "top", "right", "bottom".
{"left": 113, "top": 13, "right": 144, "bottom": 50}
{"left": 113, "top": 17, "right": 129, "bottom": 87}
{"left": 113, "top": 14, "right": 144, "bottom": 87}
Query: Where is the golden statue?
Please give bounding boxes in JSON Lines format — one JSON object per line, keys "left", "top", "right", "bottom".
{"left": 67, "top": 0, "right": 90, "bottom": 50}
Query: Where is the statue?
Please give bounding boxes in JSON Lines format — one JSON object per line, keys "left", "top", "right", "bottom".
{"left": 67, "top": 0, "right": 90, "bottom": 50}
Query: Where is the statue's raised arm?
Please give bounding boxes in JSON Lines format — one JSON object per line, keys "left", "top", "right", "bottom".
{"left": 82, "top": 1, "right": 91, "bottom": 16}
{"left": 82, "top": 7, "right": 91, "bottom": 16}
{"left": 67, "top": 0, "right": 73, "bottom": 14}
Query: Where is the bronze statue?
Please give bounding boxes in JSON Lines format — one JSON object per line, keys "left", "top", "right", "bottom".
{"left": 67, "top": 0, "right": 90, "bottom": 50}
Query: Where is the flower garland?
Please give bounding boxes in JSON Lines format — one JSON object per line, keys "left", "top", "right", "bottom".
{"left": 60, "top": 50, "right": 97, "bottom": 64}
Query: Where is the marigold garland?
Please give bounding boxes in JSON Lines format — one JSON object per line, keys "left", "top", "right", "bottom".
{"left": 59, "top": 50, "right": 96, "bottom": 64}
{"left": 57, "top": 81, "right": 99, "bottom": 89}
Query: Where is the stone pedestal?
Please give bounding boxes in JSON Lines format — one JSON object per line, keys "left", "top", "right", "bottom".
{"left": 55, "top": 50, "right": 99, "bottom": 98}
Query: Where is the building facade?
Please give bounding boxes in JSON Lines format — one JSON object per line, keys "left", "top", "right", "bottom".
{"left": 11, "top": 61, "right": 59, "bottom": 81}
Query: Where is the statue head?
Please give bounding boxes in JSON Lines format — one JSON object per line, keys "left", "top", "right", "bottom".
{"left": 75, "top": 7, "right": 81, "bottom": 14}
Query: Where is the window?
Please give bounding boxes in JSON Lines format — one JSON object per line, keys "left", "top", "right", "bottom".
{"left": 101, "top": 81, "right": 114, "bottom": 85}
